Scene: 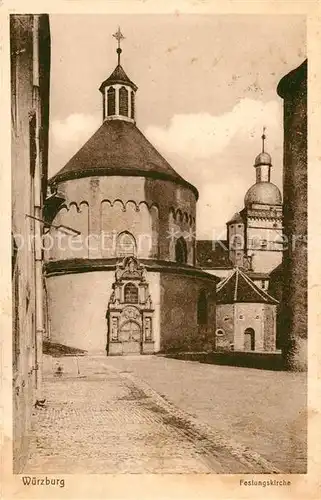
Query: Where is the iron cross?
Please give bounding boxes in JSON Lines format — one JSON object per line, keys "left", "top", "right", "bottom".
{"left": 113, "top": 27, "right": 125, "bottom": 49}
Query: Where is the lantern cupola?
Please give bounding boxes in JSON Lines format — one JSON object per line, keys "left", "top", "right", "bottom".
{"left": 99, "top": 27, "right": 138, "bottom": 123}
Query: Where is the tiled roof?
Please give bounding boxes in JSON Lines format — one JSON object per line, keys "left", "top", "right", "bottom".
{"left": 196, "top": 240, "right": 233, "bottom": 269}
{"left": 216, "top": 267, "right": 278, "bottom": 304}
{"left": 49, "top": 120, "right": 198, "bottom": 198}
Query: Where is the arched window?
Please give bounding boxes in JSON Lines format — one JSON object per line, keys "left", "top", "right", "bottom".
{"left": 131, "top": 91, "right": 135, "bottom": 119}
{"left": 107, "top": 87, "right": 116, "bottom": 116}
{"left": 197, "top": 290, "right": 208, "bottom": 325}
{"left": 175, "top": 237, "right": 187, "bottom": 264}
{"left": 119, "top": 86, "right": 128, "bottom": 116}
{"left": 124, "top": 283, "right": 138, "bottom": 304}
{"left": 116, "top": 231, "right": 136, "bottom": 258}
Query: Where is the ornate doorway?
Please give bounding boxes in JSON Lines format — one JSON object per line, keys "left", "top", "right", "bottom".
{"left": 106, "top": 257, "right": 154, "bottom": 356}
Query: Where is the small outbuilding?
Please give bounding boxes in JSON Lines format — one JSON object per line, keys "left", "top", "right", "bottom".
{"left": 215, "top": 267, "right": 278, "bottom": 352}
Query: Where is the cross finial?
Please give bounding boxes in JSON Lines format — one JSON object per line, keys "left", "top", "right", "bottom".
{"left": 261, "top": 126, "right": 266, "bottom": 153}
{"left": 113, "top": 27, "right": 125, "bottom": 65}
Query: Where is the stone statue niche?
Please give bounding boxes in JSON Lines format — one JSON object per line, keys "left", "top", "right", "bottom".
{"left": 106, "top": 256, "right": 154, "bottom": 356}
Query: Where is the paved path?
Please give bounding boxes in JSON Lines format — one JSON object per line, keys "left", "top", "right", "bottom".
{"left": 105, "top": 356, "right": 307, "bottom": 474}
{"left": 23, "top": 357, "right": 281, "bottom": 474}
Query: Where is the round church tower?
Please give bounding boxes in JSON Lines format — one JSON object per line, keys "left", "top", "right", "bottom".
{"left": 44, "top": 29, "right": 218, "bottom": 354}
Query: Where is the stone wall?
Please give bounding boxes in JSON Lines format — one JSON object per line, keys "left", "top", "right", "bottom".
{"left": 233, "top": 303, "right": 265, "bottom": 351}
{"left": 216, "top": 304, "right": 235, "bottom": 350}
{"left": 46, "top": 176, "right": 196, "bottom": 263}
{"left": 46, "top": 270, "right": 161, "bottom": 353}
{"left": 160, "top": 273, "right": 216, "bottom": 352}
{"left": 263, "top": 304, "right": 277, "bottom": 351}
{"left": 46, "top": 266, "right": 217, "bottom": 355}
{"left": 11, "top": 14, "right": 50, "bottom": 472}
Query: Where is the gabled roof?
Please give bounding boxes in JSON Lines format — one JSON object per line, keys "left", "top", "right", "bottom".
{"left": 216, "top": 267, "right": 278, "bottom": 304}
{"left": 99, "top": 64, "right": 138, "bottom": 92}
{"left": 49, "top": 120, "right": 198, "bottom": 198}
{"left": 196, "top": 240, "right": 233, "bottom": 270}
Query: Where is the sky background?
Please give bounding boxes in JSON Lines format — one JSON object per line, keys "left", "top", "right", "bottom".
{"left": 48, "top": 14, "right": 306, "bottom": 239}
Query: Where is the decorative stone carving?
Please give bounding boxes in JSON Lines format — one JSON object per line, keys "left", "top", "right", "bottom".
{"left": 123, "top": 306, "right": 140, "bottom": 321}
{"left": 146, "top": 294, "right": 153, "bottom": 310}
{"left": 111, "top": 317, "right": 119, "bottom": 340}
{"left": 144, "top": 317, "right": 152, "bottom": 340}
{"left": 114, "top": 256, "right": 146, "bottom": 281}
{"left": 106, "top": 256, "right": 154, "bottom": 355}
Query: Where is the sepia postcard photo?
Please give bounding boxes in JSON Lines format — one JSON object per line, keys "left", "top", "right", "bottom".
{"left": 1, "top": 1, "right": 321, "bottom": 499}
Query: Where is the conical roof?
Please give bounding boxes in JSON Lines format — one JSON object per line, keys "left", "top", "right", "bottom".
{"left": 217, "top": 267, "right": 278, "bottom": 304}
{"left": 99, "top": 64, "right": 137, "bottom": 92}
{"left": 49, "top": 120, "right": 198, "bottom": 198}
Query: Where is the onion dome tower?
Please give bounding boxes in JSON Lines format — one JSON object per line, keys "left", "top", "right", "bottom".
{"left": 244, "top": 128, "right": 282, "bottom": 208}
{"left": 227, "top": 129, "right": 283, "bottom": 275}
{"left": 44, "top": 28, "right": 218, "bottom": 356}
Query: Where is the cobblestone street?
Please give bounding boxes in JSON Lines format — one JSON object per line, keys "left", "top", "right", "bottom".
{"left": 23, "top": 356, "right": 303, "bottom": 474}
{"left": 23, "top": 356, "right": 285, "bottom": 474}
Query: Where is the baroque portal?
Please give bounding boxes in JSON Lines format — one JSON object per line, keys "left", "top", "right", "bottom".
{"left": 106, "top": 256, "right": 154, "bottom": 355}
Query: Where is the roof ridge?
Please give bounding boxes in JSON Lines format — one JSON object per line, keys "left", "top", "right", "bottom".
{"left": 238, "top": 267, "right": 278, "bottom": 304}
{"left": 217, "top": 268, "right": 235, "bottom": 291}
{"left": 234, "top": 267, "right": 239, "bottom": 301}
